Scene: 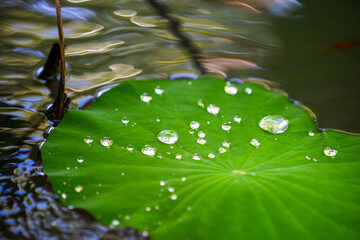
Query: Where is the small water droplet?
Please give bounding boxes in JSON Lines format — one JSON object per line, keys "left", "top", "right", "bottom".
{"left": 121, "top": 172, "right": 125, "bottom": 176}
{"left": 155, "top": 117, "right": 161, "bottom": 122}
{"left": 244, "top": 87, "right": 252, "bottom": 94}
{"left": 145, "top": 206, "right": 151, "bottom": 212}
{"left": 115, "top": 108, "right": 118, "bottom": 111}
{"left": 198, "top": 131, "right": 206, "bottom": 138}
{"left": 232, "top": 170, "right": 246, "bottom": 175}
{"left": 259, "top": 115, "right": 289, "bottom": 134}
{"left": 167, "top": 187, "right": 175, "bottom": 193}
{"left": 197, "top": 138, "right": 207, "bottom": 145}
{"left": 193, "top": 153, "right": 201, "bottom": 160}
{"left": 154, "top": 86, "right": 164, "bottom": 95}
{"left": 207, "top": 104, "right": 220, "bottom": 115}
{"left": 224, "top": 82, "right": 238, "bottom": 95}
{"left": 306, "top": 156, "right": 311, "bottom": 160}
{"left": 100, "top": 137, "right": 113, "bottom": 147}
{"left": 61, "top": 193, "right": 67, "bottom": 199}
{"left": 154, "top": 205, "right": 159, "bottom": 210}
{"left": 250, "top": 139, "right": 261, "bottom": 147}
{"left": 140, "top": 93, "right": 152, "bottom": 103}
{"left": 66, "top": 165, "right": 70, "bottom": 170}
{"left": 77, "top": 157, "right": 84, "bottom": 163}
{"left": 166, "top": 151, "right": 171, "bottom": 155}
{"left": 170, "top": 194, "right": 177, "bottom": 200}
{"left": 75, "top": 185, "right": 83, "bottom": 193}
{"left": 197, "top": 99, "right": 205, "bottom": 107}
{"left": 175, "top": 154, "right": 182, "bottom": 160}
{"left": 208, "top": 153, "right": 215, "bottom": 158}
{"left": 218, "top": 147, "right": 227, "bottom": 154}
{"left": 324, "top": 147, "right": 337, "bottom": 157}
{"left": 233, "top": 115, "right": 241, "bottom": 123}
{"left": 222, "top": 141, "right": 231, "bottom": 148}
{"left": 122, "top": 117, "right": 129, "bottom": 124}
{"left": 313, "top": 157, "right": 318, "bottom": 162}
{"left": 207, "top": 121, "right": 211, "bottom": 124}
{"left": 141, "top": 145, "right": 157, "bottom": 156}
{"left": 84, "top": 136, "right": 93, "bottom": 144}
{"left": 157, "top": 130, "right": 179, "bottom": 144}
{"left": 181, "top": 177, "right": 186, "bottom": 182}
{"left": 188, "top": 81, "right": 192, "bottom": 86}
{"left": 308, "top": 130, "right": 315, "bottom": 136}
{"left": 187, "top": 206, "right": 192, "bottom": 211}
{"left": 124, "top": 215, "right": 131, "bottom": 220}
{"left": 189, "top": 129, "right": 195, "bottom": 134}
{"left": 111, "top": 220, "right": 120, "bottom": 226}
{"left": 221, "top": 122, "right": 231, "bottom": 131}
{"left": 142, "top": 231, "right": 149, "bottom": 237}
{"left": 126, "top": 144, "right": 134, "bottom": 152}
{"left": 160, "top": 181, "right": 166, "bottom": 186}
{"left": 190, "top": 121, "right": 200, "bottom": 129}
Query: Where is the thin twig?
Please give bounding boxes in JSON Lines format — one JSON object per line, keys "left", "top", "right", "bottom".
{"left": 146, "top": 0, "right": 206, "bottom": 75}
{"left": 53, "top": 0, "right": 66, "bottom": 122}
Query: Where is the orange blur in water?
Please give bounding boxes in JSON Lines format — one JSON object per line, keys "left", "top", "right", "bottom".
{"left": 322, "top": 39, "right": 359, "bottom": 56}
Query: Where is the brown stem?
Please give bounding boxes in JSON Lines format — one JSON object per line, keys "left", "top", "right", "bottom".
{"left": 53, "top": 0, "right": 66, "bottom": 122}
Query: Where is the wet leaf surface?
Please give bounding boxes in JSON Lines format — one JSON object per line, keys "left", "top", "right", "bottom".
{"left": 42, "top": 77, "right": 360, "bottom": 240}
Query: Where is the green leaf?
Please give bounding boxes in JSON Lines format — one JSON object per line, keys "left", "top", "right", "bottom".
{"left": 42, "top": 77, "right": 360, "bottom": 240}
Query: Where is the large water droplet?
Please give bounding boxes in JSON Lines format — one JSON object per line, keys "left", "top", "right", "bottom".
{"left": 145, "top": 207, "right": 151, "bottom": 212}
{"left": 224, "top": 82, "right": 238, "bottom": 95}
{"left": 197, "top": 99, "right": 205, "bottom": 108}
{"left": 170, "top": 194, "right": 177, "bottom": 200}
{"left": 198, "top": 131, "right": 206, "bottom": 138}
{"left": 122, "top": 117, "right": 129, "bottom": 124}
{"left": 75, "top": 185, "right": 83, "bottom": 193}
{"left": 244, "top": 87, "right": 252, "bottom": 94}
{"left": 154, "top": 86, "right": 164, "bottom": 95}
{"left": 77, "top": 157, "right": 84, "bottom": 163}
{"left": 140, "top": 93, "right": 152, "bottom": 103}
{"left": 160, "top": 180, "right": 166, "bottom": 186}
{"left": 221, "top": 122, "right": 231, "bottom": 131}
{"left": 192, "top": 153, "right": 201, "bottom": 160}
{"left": 259, "top": 115, "right": 289, "bottom": 134}
{"left": 157, "top": 130, "right": 179, "bottom": 144}
{"left": 208, "top": 153, "right": 215, "bottom": 159}
{"left": 207, "top": 104, "right": 220, "bottom": 115}
{"left": 324, "top": 147, "right": 337, "bottom": 157}
{"left": 141, "top": 145, "right": 157, "bottom": 156}
{"left": 100, "top": 137, "right": 113, "bottom": 147}
{"left": 197, "top": 138, "right": 207, "bottom": 145}
{"left": 190, "top": 121, "right": 200, "bottom": 129}
{"left": 84, "top": 136, "right": 93, "bottom": 144}
{"left": 175, "top": 154, "right": 182, "bottom": 160}
{"left": 250, "top": 138, "right": 261, "bottom": 147}
{"left": 61, "top": 193, "right": 67, "bottom": 199}
{"left": 233, "top": 115, "right": 242, "bottom": 123}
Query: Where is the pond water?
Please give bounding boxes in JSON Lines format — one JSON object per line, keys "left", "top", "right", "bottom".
{"left": 0, "top": 0, "right": 359, "bottom": 239}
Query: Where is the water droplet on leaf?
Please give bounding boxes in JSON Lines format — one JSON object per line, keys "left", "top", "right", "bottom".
{"left": 100, "top": 137, "right": 113, "bottom": 147}
{"left": 308, "top": 130, "right": 314, "bottom": 136}
{"left": 175, "top": 154, "right": 182, "bottom": 160}
{"left": 207, "top": 104, "right": 220, "bottom": 115}
{"left": 221, "top": 122, "right": 231, "bottom": 131}
{"left": 224, "top": 82, "right": 238, "bottom": 95}
{"left": 197, "top": 138, "right": 207, "bottom": 145}
{"left": 218, "top": 147, "right": 227, "bottom": 154}
{"left": 198, "top": 131, "right": 206, "bottom": 138}
{"left": 250, "top": 138, "right": 261, "bottom": 147}
{"left": 193, "top": 153, "right": 201, "bottom": 160}
{"left": 154, "top": 86, "right": 164, "bottom": 95}
{"left": 77, "top": 157, "right": 84, "bottom": 163}
{"left": 197, "top": 99, "right": 205, "bottom": 107}
{"left": 122, "top": 117, "right": 129, "bottom": 124}
{"left": 140, "top": 93, "right": 152, "bottom": 103}
{"left": 157, "top": 130, "right": 179, "bottom": 144}
{"left": 222, "top": 141, "right": 231, "bottom": 148}
{"left": 160, "top": 181, "right": 166, "bottom": 186}
{"left": 75, "top": 185, "right": 83, "bottom": 193}
{"left": 208, "top": 153, "right": 215, "bottom": 158}
{"left": 233, "top": 115, "right": 241, "bottom": 123}
{"left": 259, "top": 115, "right": 289, "bottom": 134}
{"left": 84, "top": 136, "right": 93, "bottom": 144}
{"left": 170, "top": 194, "right": 177, "bottom": 200}
{"left": 190, "top": 121, "right": 200, "bottom": 129}
{"left": 141, "top": 145, "right": 157, "bottom": 156}
{"left": 244, "top": 87, "right": 252, "bottom": 94}
{"left": 126, "top": 144, "right": 134, "bottom": 152}
{"left": 324, "top": 147, "right": 337, "bottom": 157}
